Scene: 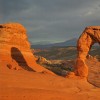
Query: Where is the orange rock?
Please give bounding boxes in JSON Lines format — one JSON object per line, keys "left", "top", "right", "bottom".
{"left": 0, "top": 23, "right": 54, "bottom": 74}
{"left": 75, "top": 26, "right": 100, "bottom": 77}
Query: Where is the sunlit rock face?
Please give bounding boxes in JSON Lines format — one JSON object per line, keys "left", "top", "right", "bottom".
{"left": 75, "top": 26, "right": 100, "bottom": 77}
{"left": 0, "top": 23, "right": 54, "bottom": 74}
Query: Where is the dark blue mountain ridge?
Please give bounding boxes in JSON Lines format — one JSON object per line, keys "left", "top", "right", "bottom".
{"left": 31, "top": 38, "right": 77, "bottom": 49}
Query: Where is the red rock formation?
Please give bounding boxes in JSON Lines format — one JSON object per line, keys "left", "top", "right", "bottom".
{"left": 0, "top": 23, "right": 54, "bottom": 74}
{"left": 75, "top": 26, "right": 100, "bottom": 77}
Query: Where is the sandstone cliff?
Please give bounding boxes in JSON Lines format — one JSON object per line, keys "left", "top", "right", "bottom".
{"left": 0, "top": 23, "right": 54, "bottom": 74}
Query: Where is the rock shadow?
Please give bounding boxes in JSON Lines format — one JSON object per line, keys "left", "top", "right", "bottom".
{"left": 11, "top": 47, "right": 34, "bottom": 71}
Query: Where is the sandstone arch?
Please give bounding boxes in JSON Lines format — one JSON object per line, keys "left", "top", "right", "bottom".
{"left": 75, "top": 26, "right": 100, "bottom": 77}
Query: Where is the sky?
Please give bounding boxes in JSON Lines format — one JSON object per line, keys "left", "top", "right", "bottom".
{"left": 0, "top": 0, "right": 100, "bottom": 44}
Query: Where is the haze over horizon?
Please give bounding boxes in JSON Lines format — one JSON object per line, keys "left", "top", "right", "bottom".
{"left": 0, "top": 0, "right": 100, "bottom": 43}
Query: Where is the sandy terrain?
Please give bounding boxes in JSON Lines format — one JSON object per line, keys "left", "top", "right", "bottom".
{"left": 0, "top": 66, "right": 100, "bottom": 100}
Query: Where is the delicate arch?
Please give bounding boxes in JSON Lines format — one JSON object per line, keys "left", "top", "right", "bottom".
{"left": 75, "top": 26, "right": 100, "bottom": 77}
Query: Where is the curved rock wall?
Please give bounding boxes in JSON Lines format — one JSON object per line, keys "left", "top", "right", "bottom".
{"left": 0, "top": 23, "right": 54, "bottom": 74}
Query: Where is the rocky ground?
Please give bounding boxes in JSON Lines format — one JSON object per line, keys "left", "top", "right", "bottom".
{"left": 0, "top": 65, "right": 100, "bottom": 100}
{"left": 35, "top": 55, "right": 100, "bottom": 88}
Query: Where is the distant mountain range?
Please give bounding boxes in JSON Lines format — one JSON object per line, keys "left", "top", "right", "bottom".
{"left": 32, "top": 41, "right": 52, "bottom": 45}
{"left": 31, "top": 38, "right": 77, "bottom": 49}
